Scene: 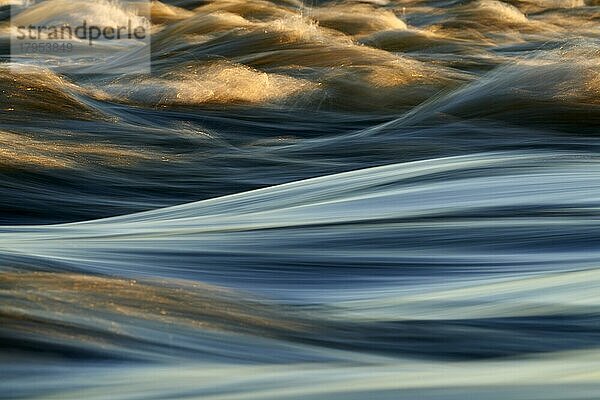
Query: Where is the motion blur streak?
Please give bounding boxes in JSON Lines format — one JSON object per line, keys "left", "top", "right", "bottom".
{"left": 1, "top": 0, "right": 599, "bottom": 399}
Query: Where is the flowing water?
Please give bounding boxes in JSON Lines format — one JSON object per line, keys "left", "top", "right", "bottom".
{"left": 1, "top": 0, "right": 600, "bottom": 399}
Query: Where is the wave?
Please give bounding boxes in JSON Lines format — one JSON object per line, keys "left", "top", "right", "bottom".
{"left": 2, "top": 152, "right": 600, "bottom": 398}
{"left": 0, "top": 65, "right": 106, "bottom": 120}
{"left": 2, "top": 1, "right": 600, "bottom": 398}
{"left": 3, "top": 151, "right": 599, "bottom": 291}
{"left": 10, "top": 0, "right": 147, "bottom": 30}
{"left": 103, "top": 60, "right": 321, "bottom": 106}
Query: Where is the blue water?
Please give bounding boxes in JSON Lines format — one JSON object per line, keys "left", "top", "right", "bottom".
{"left": 1, "top": 0, "right": 600, "bottom": 398}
